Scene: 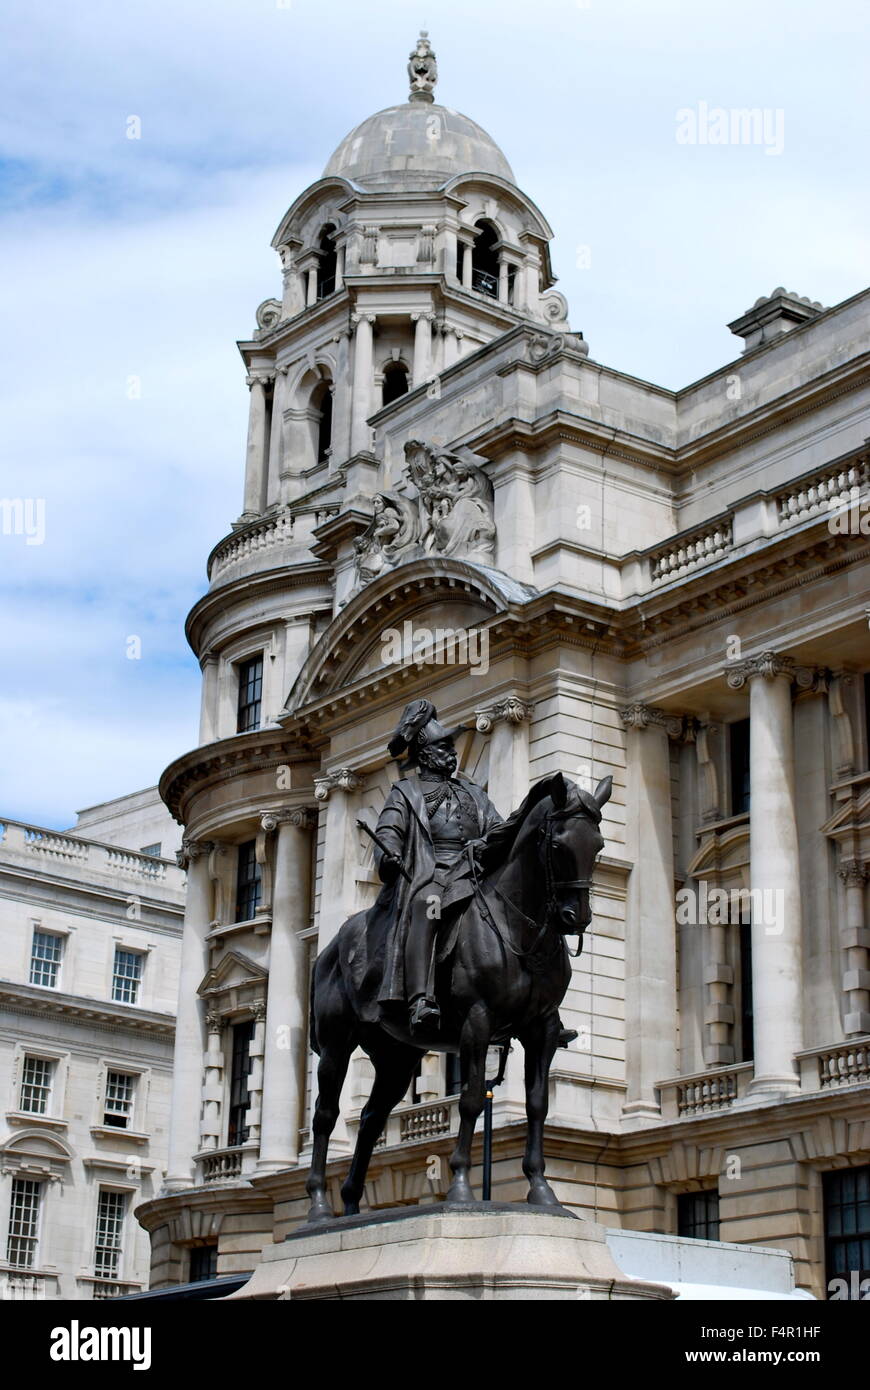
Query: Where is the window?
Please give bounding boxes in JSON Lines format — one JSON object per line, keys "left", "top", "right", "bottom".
{"left": 824, "top": 1166, "right": 870, "bottom": 1299}
{"left": 112, "top": 948, "right": 143, "bottom": 1005}
{"left": 235, "top": 840, "right": 262, "bottom": 923}
{"left": 382, "top": 362, "right": 409, "bottom": 407}
{"left": 6, "top": 1178, "right": 41, "bottom": 1269}
{"left": 139, "top": 842, "right": 161, "bottom": 858}
{"left": 314, "top": 383, "right": 333, "bottom": 462}
{"left": 471, "top": 220, "right": 500, "bottom": 297}
{"left": 227, "top": 1020, "right": 255, "bottom": 1147}
{"left": 446, "top": 1053, "right": 462, "bottom": 1096}
{"left": 30, "top": 930, "right": 63, "bottom": 988}
{"left": 189, "top": 1243, "right": 218, "bottom": 1282}
{"left": 93, "top": 1189, "right": 126, "bottom": 1279}
{"left": 316, "top": 224, "right": 338, "bottom": 299}
{"left": 19, "top": 1056, "right": 52, "bottom": 1114}
{"left": 236, "top": 655, "right": 263, "bottom": 733}
{"left": 729, "top": 718, "right": 750, "bottom": 815}
{"left": 677, "top": 1189, "right": 720, "bottom": 1241}
{"left": 103, "top": 1070, "right": 135, "bottom": 1129}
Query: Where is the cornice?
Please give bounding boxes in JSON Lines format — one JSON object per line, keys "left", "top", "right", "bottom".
{"left": 0, "top": 980, "right": 175, "bottom": 1038}
{"left": 159, "top": 732, "right": 320, "bottom": 827}
{"left": 185, "top": 562, "right": 333, "bottom": 656}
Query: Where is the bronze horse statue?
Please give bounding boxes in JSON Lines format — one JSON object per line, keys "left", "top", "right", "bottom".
{"left": 305, "top": 770, "right": 612, "bottom": 1221}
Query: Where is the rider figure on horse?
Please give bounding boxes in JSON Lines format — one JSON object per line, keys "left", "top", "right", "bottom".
{"left": 372, "top": 699, "right": 503, "bottom": 1034}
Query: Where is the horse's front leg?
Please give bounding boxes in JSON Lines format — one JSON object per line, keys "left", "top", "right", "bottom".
{"left": 446, "top": 1001, "right": 491, "bottom": 1204}
{"left": 518, "top": 1008, "right": 562, "bottom": 1208}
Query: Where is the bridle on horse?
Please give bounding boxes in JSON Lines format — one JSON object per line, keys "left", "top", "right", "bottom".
{"left": 469, "top": 805, "right": 596, "bottom": 961}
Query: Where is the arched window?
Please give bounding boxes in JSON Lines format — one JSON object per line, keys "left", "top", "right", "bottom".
{"left": 317, "top": 225, "right": 338, "bottom": 300}
{"left": 313, "top": 382, "right": 333, "bottom": 461}
{"left": 382, "top": 362, "right": 409, "bottom": 407}
{"left": 471, "top": 221, "right": 499, "bottom": 297}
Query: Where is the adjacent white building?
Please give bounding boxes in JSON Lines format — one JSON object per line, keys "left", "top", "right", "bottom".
{"left": 0, "top": 789, "right": 183, "bottom": 1298}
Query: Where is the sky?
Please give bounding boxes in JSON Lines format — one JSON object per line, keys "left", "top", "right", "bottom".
{"left": 1, "top": 0, "right": 867, "bottom": 830}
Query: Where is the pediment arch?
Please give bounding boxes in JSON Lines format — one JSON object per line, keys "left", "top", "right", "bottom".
{"left": 284, "top": 558, "right": 534, "bottom": 716}
{"left": 271, "top": 177, "right": 355, "bottom": 250}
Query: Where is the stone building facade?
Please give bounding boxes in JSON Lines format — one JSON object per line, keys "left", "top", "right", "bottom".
{"left": 0, "top": 790, "right": 183, "bottom": 1298}
{"left": 140, "top": 37, "right": 870, "bottom": 1298}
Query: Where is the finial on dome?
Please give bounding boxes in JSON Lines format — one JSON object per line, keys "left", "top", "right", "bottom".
{"left": 408, "top": 30, "right": 437, "bottom": 104}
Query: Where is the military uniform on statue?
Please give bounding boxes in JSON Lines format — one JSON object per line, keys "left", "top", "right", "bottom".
{"left": 371, "top": 699, "right": 502, "bottom": 1033}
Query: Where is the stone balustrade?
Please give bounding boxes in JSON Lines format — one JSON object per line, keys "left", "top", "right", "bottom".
{"left": 798, "top": 1040, "right": 870, "bottom": 1092}
{"left": 658, "top": 1063, "right": 753, "bottom": 1120}
{"left": 197, "top": 1146, "right": 246, "bottom": 1184}
{"left": 0, "top": 819, "right": 186, "bottom": 893}
{"left": 648, "top": 516, "right": 734, "bottom": 585}
{"left": 776, "top": 456, "right": 868, "bottom": 529}
{"left": 208, "top": 509, "right": 296, "bottom": 580}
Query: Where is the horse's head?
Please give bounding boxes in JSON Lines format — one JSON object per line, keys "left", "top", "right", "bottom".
{"left": 540, "top": 773, "right": 612, "bottom": 938}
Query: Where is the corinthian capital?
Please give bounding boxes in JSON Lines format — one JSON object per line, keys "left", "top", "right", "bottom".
{"left": 838, "top": 860, "right": 868, "bottom": 889}
{"left": 313, "top": 769, "right": 362, "bottom": 801}
{"left": 620, "top": 704, "right": 684, "bottom": 739}
{"left": 475, "top": 697, "right": 534, "bottom": 732}
{"left": 259, "top": 807, "right": 318, "bottom": 831}
{"left": 176, "top": 837, "right": 213, "bottom": 869}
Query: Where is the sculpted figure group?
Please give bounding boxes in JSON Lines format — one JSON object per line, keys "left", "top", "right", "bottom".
{"left": 350, "top": 440, "right": 496, "bottom": 597}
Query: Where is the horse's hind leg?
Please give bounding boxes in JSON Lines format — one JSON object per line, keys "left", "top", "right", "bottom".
{"left": 306, "top": 950, "right": 357, "bottom": 1223}
{"left": 341, "top": 1037, "right": 423, "bottom": 1215}
{"left": 518, "top": 1007, "right": 562, "bottom": 1208}
{"left": 305, "top": 1037, "right": 354, "bottom": 1222}
{"left": 446, "top": 1001, "right": 491, "bottom": 1204}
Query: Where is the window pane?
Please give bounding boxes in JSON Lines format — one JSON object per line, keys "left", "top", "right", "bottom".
{"left": 104, "top": 1071, "right": 134, "bottom": 1128}
{"left": 189, "top": 1243, "right": 218, "bottom": 1282}
{"left": 94, "top": 1190, "right": 126, "bottom": 1278}
{"left": 677, "top": 1189, "right": 720, "bottom": 1241}
{"left": 6, "top": 1179, "right": 41, "bottom": 1269}
{"left": 824, "top": 1166, "right": 870, "bottom": 1298}
{"left": 236, "top": 656, "right": 263, "bottom": 733}
{"left": 112, "top": 948, "right": 143, "bottom": 1004}
{"left": 235, "top": 841, "right": 262, "bottom": 923}
{"left": 139, "top": 843, "right": 161, "bottom": 858}
{"left": 30, "top": 931, "right": 63, "bottom": 988}
{"left": 20, "top": 1056, "right": 52, "bottom": 1114}
{"left": 227, "top": 1021, "right": 255, "bottom": 1146}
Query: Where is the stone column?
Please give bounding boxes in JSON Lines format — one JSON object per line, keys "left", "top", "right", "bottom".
{"left": 334, "top": 245, "right": 345, "bottom": 293}
{"left": 266, "top": 366, "right": 288, "bottom": 508}
{"left": 412, "top": 310, "right": 433, "bottom": 386}
{"left": 306, "top": 266, "right": 317, "bottom": 307}
{"left": 242, "top": 373, "right": 271, "bottom": 518}
{"left": 726, "top": 652, "right": 803, "bottom": 1096}
{"left": 258, "top": 809, "right": 315, "bottom": 1171}
{"left": 350, "top": 314, "right": 375, "bottom": 456}
{"left": 498, "top": 258, "right": 509, "bottom": 303}
{"left": 200, "top": 1011, "right": 224, "bottom": 1151}
{"left": 838, "top": 862, "right": 870, "bottom": 1036}
{"left": 246, "top": 1002, "right": 267, "bottom": 1146}
{"left": 620, "top": 704, "right": 682, "bottom": 1121}
{"left": 475, "top": 698, "right": 533, "bottom": 818}
{"left": 198, "top": 655, "right": 219, "bottom": 746}
{"left": 163, "top": 841, "right": 214, "bottom": 1189}
{"left": 460, "top": 236, "right": 474, "bottom": 290}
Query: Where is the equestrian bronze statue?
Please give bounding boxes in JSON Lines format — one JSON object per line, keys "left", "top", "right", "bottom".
{"left": 306, "top": 699, "right": 612, "bottom": 1221}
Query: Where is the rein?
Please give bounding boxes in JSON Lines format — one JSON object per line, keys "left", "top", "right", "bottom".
{"left": 469, "top": 808, "right": 594, "bottom": 962}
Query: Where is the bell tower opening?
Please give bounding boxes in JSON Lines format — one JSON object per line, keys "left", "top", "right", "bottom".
{"left": 471, "top": 220, "right": 500, "bottom": 298}
{"left": 317, "top": 224, "right": 338, "bottom": 299}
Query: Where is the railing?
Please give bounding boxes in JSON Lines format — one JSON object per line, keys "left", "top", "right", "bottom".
{"left": 105, "top": 848, "right": 167, "bottom": 882}
{"left": 198, "top": 1147, "right": 245, "bottom": 1184}
{"left": 91, "top": 1279, "right": 141, "bottom": 1299}
{"left": 472, "top": 267, "right": 498, "bottom": 297}
{"left": 649, "top": 517, "right": 734, "bottom": 585}
{"left": 799, "top": 1040, "right": 870, "bottom": 1092}
{"left": 658, "top": 1063, "right": 753, "bottom": 1120}
{"left": 0, "top": 1271, "right": 50, "bottom": 1299}
{"left": 209, "top": 510, "right": 295, "bottom": 580}
{"left": 0, "top": 818, "right": 185, "bottom": 891}
{"left": 399, "top": 1101, "right": 454, "bottom": 1142}
{"left": 776, "top": 456, "right": 868, "bottom": 529}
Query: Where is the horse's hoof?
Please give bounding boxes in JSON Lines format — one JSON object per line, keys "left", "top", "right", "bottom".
{"left": 446, "top": 1180, "right": 475, "bottom": 1205}
{"left": 306, "top": 1200, "right": 335, "bottom": 1224}
{"left": 527, "top": 1184, "right": 560, "bottom": 1208}
{"left": 343, "top": 1201, "right": 360, "bottom": 1216}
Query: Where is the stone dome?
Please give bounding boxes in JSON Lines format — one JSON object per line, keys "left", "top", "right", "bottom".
{"left": 323, "top": 102, "right": 516, "bottom": 191}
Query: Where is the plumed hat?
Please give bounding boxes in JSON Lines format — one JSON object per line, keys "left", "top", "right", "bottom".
{"left": 388, "top": 699, "right": 454, "bottom": 759}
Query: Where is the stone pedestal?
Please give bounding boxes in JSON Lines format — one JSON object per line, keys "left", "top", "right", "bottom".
{"left": 225, "top": 1204, "right": 675, "bottom": 1301}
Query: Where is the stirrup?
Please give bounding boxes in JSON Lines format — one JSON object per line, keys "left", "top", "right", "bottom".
{"left": 410, "top": 996, "right": 441, "bottom": 1032}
